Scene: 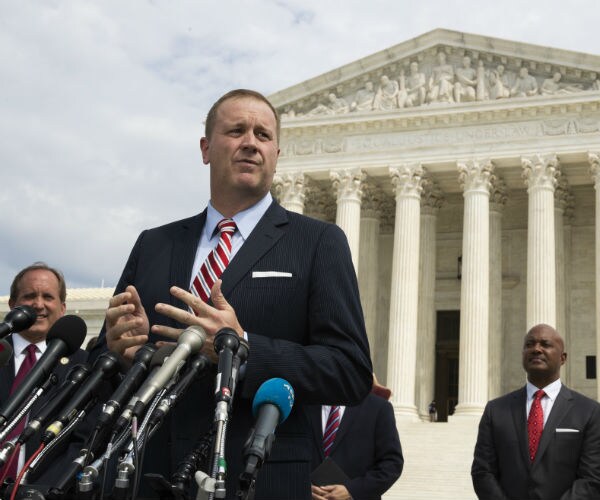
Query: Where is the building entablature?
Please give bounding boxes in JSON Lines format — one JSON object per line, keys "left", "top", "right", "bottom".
{"left": 270, "top": 28, "right": 600, "bottom": 119}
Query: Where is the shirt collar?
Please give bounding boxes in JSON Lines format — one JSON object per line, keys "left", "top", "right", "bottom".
{"left": 12, "top": 333, "right": 45, "bottom": 355}
{"left": 205, "top": 193, "right": 273, "bottom": 241}
{"left": 526, "top": 378, "right": 562, "bottom": 401}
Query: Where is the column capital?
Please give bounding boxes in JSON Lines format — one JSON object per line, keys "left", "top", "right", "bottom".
{"left": 305, "top": 183, "right": 336, "bottom": 222}
{"left": 361, "top": 182, "right": 384, "bottom": 218}
{"left": 330, "top": 168, "right": 365, "bottom": 203}
{"left": 521, "top": 154, "right": 559, "bottom": 191}
{"left": 389, "top": 164, "right": 425, "bottom": 199}
{"left": 272, "top": 172, "right": 307, "bottom": 207}
{"left": 489, "top": 177, "right": 508, "bottom": 213}
{"left": 588, "top": 152, "right": 600, "bottom": 188}
{"left": 457, "top": 159, "right": 494, "bottom": 195}
{"left": 420, "top": 179, "right": 444, "bottom": 215}
{"left": 555, "top": 176, "right": 574, "bottom": 216}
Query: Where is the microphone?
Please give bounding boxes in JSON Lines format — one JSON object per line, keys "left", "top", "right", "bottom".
{"left": 0, "top": 339, "right": 13, "bottom": 367}
{"left": 0, "top": 305, "right": 37, "bottom": 338}
{"left": 147, "top": 352, "right": 211, "bottom": 429}
{"left": 0, "top": 314, "right": 87, "bottom": 428}
{"left": 112, "top": 344, "right": 176, "bottom": 435}
{"left": 95, "top": 343, "right": 156, "bottom": 431}
{"left": 214, "top": 328, "right": 241, "bottom": 406}
{"left": 18, "top": 364, "right": 91, "bottom": 445}
{"left": 127, "top": 325, "right": 206, "bottom": 419}
{"left": 241, "top": 378, "right": 294, "bottom": 479}
{"left": 42, "top": 351, "right": 120, "bottom": 443}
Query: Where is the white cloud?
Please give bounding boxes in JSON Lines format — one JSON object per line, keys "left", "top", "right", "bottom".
{"left": 1, "top": 0, "right": 598, "bottom": 296}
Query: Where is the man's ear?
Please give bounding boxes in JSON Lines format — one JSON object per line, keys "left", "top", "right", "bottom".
{"left": 200, "top": 137, "right": 210, "bottom": 165}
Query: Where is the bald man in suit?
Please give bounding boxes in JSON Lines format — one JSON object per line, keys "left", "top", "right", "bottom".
{"left": 472, "top": 324, "right": 600, "bottom": 500}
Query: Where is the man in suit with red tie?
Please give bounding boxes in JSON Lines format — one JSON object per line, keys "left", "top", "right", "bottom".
{"left": 0, "top": 263, "right": 88, "bottom": 483}
{"left": 472, "top": 324, "right": 600, "bottom": 499}
{"left": 93, "top": 89, "right": 373, "bottom": 499}
{"left": 309, "top": 375, "right": 404, "bottom": 500}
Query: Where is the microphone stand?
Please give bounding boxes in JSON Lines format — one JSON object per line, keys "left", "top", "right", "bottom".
{"left": 207, "top": 329, "right": 240, "bottom": 500}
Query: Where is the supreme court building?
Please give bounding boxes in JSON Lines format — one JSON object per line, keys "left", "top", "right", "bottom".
{"left": 267, "top": 29, "right": 600, "bottom": 421}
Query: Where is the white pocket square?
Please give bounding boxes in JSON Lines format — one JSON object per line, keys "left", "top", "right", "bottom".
{"left": 252, "top": 271, "right": 293, "bottom": 278}
{"left": 556, "top": 428, "right": 580, "bottom": 433}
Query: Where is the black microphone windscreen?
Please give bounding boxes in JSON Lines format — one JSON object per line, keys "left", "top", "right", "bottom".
{"left": 46, "top": 315, "right": 87, "bottom": 355}
{"left": 4, "top": 305, "right": 37, "bottom": 332}
{"left": 149, "top": 344, "right": 177, "bottom": 369}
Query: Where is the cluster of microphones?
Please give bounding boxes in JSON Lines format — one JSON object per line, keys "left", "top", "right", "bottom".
{"left": 0, "top": 306, "right": 295, "bottom": 500}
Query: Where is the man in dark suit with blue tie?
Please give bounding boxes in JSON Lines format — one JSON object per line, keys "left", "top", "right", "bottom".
{"left": 94, "top": 89, "right": 373, "bottom": 499}
{"left": 472, "top": 323, "right": 600, "bottom": 500}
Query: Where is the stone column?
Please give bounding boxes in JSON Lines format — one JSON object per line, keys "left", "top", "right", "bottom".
{"left": 589, "top": 152, "right": 600, "bottom": 400}
{"left": 272, "top": 172, "right": 307, "bottom": 213}
{"left": 555, "top": 177, "right": 572, "bottom": 383}
{"left": 416, "top": 180, "right": 444, "bottom": 420}
{"left": 522, "top": 154, "right": 559, "bottom": 329}
{"left": 387, "top": 164, "right": 424, "bottom": 420}
{"left": 331, "top": 168, "right": 365, "bottom": 271}
{"left": 488, "top": 178, "right": 507, "bottom": 400}
{"left": 453, "top": 159, "right": 493, "bottom": 418}
{"left": 358, "top": 183, "right": 382, "bottom": 357}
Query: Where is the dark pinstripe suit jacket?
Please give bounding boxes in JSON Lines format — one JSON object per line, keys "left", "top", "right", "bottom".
{"left": 472, "top": 385, "right": 600, "bottom": 500}
{"left": 0, "top": 337, "right": 88, "bottom": 484}
{"left": 308, "top": 394, "right": 404, "bottom": 500}
{"left": 93, "top": 200, "right": 373, "bottom": 499}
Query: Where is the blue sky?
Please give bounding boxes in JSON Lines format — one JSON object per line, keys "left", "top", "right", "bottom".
{"left": 1, "top": 0, "right": 599, "bottom": 295}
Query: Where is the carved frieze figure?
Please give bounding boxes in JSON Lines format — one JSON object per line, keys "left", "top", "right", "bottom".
{"left": 307, "top": 92, "right": 349, "bottom": 116}
{"left": 488, "top": 69, "right": 510, "bottom": 99}
{"left": 476, "top": 60, "right": 488, "bottom": 100}
{"left": 454, "top": 56, "right": 477, "bottom": 103}
{"left": 281, "top": 105, "right": 297, "bottom": 119}
{"left": 398, "top": 61, "right": 427, "bottom": 107}
{"left": 427, "top": 51, "right": 454, "bottom": 103}
{"left": 541, "top": 72, "right": 583, "bottom": 95}
{"left": 511, "top": 67, "right": 538, "bottom": 97}
{"left": 351, "top": 81, "right": 375, "bottom": 111}
{"left": 373, "top": 75, "right": 400, "bottom": 110}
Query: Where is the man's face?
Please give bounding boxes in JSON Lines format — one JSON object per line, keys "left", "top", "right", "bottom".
{"left": 8, "top": 269, "right": 66, "bottom": 343}
{"left": 201, "top": 97, "right": 279, "bottom": 209}
{"left": 522, "top": 326, "right": 566, "bottom": 385}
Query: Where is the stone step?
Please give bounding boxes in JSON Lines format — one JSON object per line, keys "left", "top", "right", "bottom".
{"left": 384, "top": 418, "right": 479, "bottom": 500}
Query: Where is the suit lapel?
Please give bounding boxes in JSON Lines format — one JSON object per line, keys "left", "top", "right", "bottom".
{"left": 510, "top": 387, "right": 530, "bottom": 468}
{"left": 220, "top": 202, "right": 288, "bottom": 298}
{"left": 171, "top": 211, "right": 206, "bottom": 310}
{"left": 308, "top": 406, "right": 325, "bottom": 462}
{"left": 0, "top": 337, "right": 15, "bottom": 403}
{"left": 533, "top": 385, "right": 573, "bottom": 466}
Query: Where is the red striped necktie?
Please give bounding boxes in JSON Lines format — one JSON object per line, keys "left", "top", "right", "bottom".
{"left": 191, "top": 218, "right": 237, "bottom": 303}
{"left": 528, "top": 389, "right": 545, "bottom": 462}
{"left": 323, "top": 405, "right": 341, "bottom": 457}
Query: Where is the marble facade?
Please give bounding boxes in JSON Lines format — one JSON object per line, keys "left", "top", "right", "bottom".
{"left": 270, "top": 29, "right": 600, "bottom": 420}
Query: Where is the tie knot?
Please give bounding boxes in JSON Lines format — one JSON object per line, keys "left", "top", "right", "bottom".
{"left": 217, "top": 218, "right": 236, "bottom": 235}
{"left": 534, "top": 389, "right": 545, "bottom": 401}
{"left": 24, "top": 344, "right": 37, "bottom": 357}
